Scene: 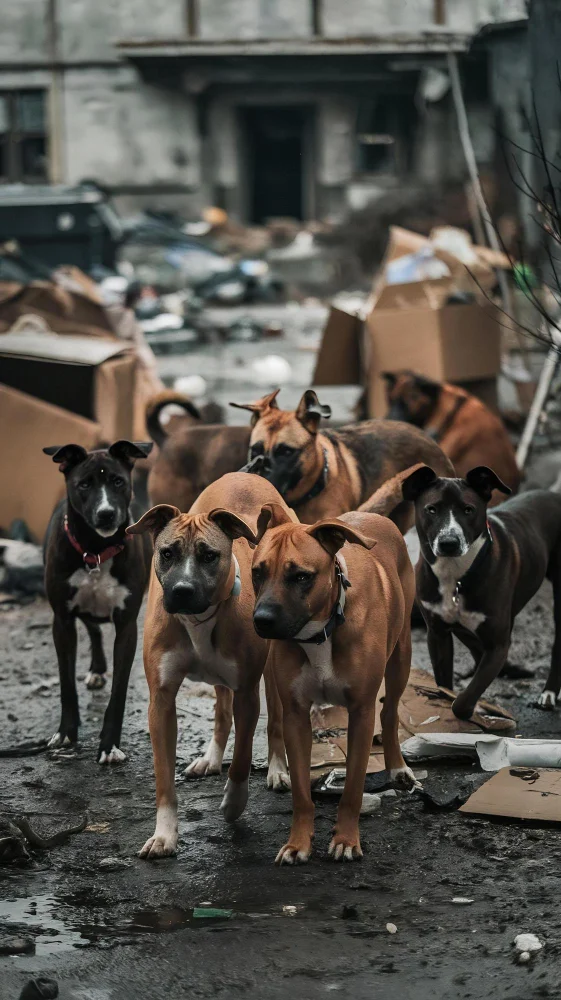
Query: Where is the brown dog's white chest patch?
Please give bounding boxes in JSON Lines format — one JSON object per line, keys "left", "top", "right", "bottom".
{"left": 292, "top": 638, "right": 347, "bottom": 708}
{"left": 169, "top": 615, "right": 239, "bottom": 690}
{"left": 67, "top": 561, "right": 131, "bottom": 620}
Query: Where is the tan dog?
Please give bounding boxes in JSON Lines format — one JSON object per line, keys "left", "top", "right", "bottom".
{"left": 231, "top": 388, "right": 454, "bottom": 529}
{"left": 249, "top": 502, "right": 416, "bottom": 864}
{"left": 383, "top": 372, "right": 520, "bottom": 504}
{"left": 127, "top": 473, "right": 294, "bottom": 859}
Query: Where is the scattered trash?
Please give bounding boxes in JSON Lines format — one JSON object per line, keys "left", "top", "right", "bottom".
{"left": 250, "top": 354, "right": 292, "bottom": 385}
{"left": 85, "top": 822, "right": 111, "bottom": 833}
{"left": 18, "top": 978, "right": 59, "bottom": 999}
{"left": 360, "top": 793, "right": 382, "bottom": 815}
{"left": 513, "top": 932, "right": 543, "bottom": 964}
{"left": 0, "top": 538, "right": 44, "bottom": 598}
{"left": 402, "top": 734, "right": 561, "bottom": 770}
{"left": 98, "top": 856, "right": 133, "bottom": 871}
{"left": 226, "top": 317, "right": 263, "bottom": 343}
{"left": 192, "top": 907, "right": 233, "bottom": 920}
{"left": 0, "top": 934, "right": 35, "bottom": 956}
{"left": 419, "top": 715, "right": 440, "bottom": 726}
{"left": 282, "top": 905, "right": 302, "bottom": 917}
{"left": 174, "top": 374, "right": 208, "bottom": 399}
{"left": 460, "top": 768, "right": 561, "bottom": 822}
{"left": 451, "top": 898, "right": 474, "bottom": 905}
{"left": 386, "top": 923, "right": 398, "bottom": 934}
{"left": 418, "top": 784, "right": 473, "bottom": 811}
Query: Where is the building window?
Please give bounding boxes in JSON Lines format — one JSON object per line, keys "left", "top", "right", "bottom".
{"left": 0, "top": 91, "right": 48, "bottom": 183}
{"left": 355, "top": 96, "right": 415, "bottom": 176}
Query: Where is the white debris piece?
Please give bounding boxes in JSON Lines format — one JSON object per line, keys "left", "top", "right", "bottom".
{"left": 386, "top": 923, "right": 398, "bottom": 934}
{"left": 514, "top": 933, "right": 542, "bottom": 961}
{"left": 250, "top": 354, "right": 292, "bottom": 385}
{"left": 360, "top": 793, "right": 382, "bottom": 815}
{"left": 452, "top": 898, "right": 474, "bottom": 905}
{"left": 402, "top": 733, "right": 561, "bottom": 770}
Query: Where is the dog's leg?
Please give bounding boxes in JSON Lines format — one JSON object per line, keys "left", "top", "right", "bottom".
{"left": 382, "top": 629, "right": 422, "bottom": 790}
{"left": 427, "top": 623, "right": 454, "bottom": 690}
{"left": 538, "top": 559, "right": 561, "bottom": 709}
{"left": 329, "top": 700, "right": 378, "bottom": 862}
{"left": 84, "top": 621, "right": 107, "bottom": 690}
{"left": 49, "top": 614, "right": 79, "bottom": 748}
{"left": 185, "top": 686, "right": 233, "bottom": 778}
{"left": 264, "top": 658, "right": 290, "bottom": 792}
{"left": 275, "top": 698, "right": 314, "bottom": 865}
{"left": 97, "top": 617, "right": 137, "bottom": 764}
{"left": 139, "top": 665, "right": 182, "bottom": 859}
{"left": 452, "top": 638, "right": 511, "bottom": 719}
{"left": 220, "top": 683, "right": 260, "bottom": 822}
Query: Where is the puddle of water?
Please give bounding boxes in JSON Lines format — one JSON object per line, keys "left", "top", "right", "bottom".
{"left": 0, "top": 894, "right": 86, "bottom": 956}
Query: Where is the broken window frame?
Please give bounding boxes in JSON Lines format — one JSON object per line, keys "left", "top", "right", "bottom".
{"left": 0, "top": 90, "right": 48, "bottom": 184}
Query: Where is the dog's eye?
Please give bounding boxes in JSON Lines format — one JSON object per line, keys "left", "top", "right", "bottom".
{"left": 250, "top": 442, "right": 264, "bottom": 458}
{"left": 111, "top": 476, "right": 125, "bottom": 488}
{"left": 77, "top": 479, "right": 91, "bottom": 492}
{"left": 425, "top": 505, "right": 437, "bottom": 516}
{"left": 160, "top": 548, "right": 173, "bottom": 561}
{"left": 275, "top": 444, "right": 296, "bottom": 458}
{"left": 292, "top": 571, "right": 313, "bottom": 585}
{"left": 202, "top": 550, "right": 219, "bottom": 564}
{"left": 464, "top": 505, "right": 475, "bottom": 515}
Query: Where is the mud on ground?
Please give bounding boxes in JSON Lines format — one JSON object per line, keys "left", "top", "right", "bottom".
{"left": 1, "top": 581, "right": 561, "bottom": 1000}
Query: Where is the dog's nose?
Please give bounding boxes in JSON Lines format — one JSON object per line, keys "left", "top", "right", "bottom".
{"left": 168, "top": 582, "right": 197, "bottom": 612}
{"left": 96, "top": 508, "right": 116, "bottom": 527}
{"left": 437, "top": 535, "right": 462, "bottom": 557}
{"left": 253, "top": 604, "right": 281, "bottom": 638}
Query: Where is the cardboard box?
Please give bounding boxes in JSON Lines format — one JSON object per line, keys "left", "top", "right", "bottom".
{"left": 313, "top": 304, "right": 363, "bottom": 386}
{"left": 0, "top": 384, "right": 101, "bottom": 542}
{"left": 0, "top": 333, "right": 137, "bottom": 441}
{"left": 365, "top": 225, "right": 505, "bottom": 418}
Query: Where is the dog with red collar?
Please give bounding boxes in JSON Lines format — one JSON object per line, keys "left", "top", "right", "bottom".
{"left": 43, "top": 440, "right": 153, "bottom": 763}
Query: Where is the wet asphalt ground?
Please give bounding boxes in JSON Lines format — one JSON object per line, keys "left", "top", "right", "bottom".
{"left": 1, "top": 583, "right": 561, "bottom": 1000}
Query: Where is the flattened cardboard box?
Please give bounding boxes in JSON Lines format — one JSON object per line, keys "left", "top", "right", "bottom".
{"left": 0, "top": 383, "right": 101, "bottom": 542}
{"left": 460, "top": 768, "right": 561, "bottom": 823}
{"left": 0, "top": 333, "right": 136, "bottom": 441}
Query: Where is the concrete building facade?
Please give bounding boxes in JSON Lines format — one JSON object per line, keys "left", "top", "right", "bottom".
{"left": 0, "top": 0, "right": 528, "bottom": 220}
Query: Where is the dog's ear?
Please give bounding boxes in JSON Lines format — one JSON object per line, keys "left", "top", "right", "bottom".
{"left": 229, "top": 389, "right": 280, "bottom": 427}
{"left": 108, "top": 440, "right": 154, "bottom": 465}
{"left": 255, "top": 502, "right": 297, "bottom": 542}
{"left": 208, "top": 508, "right": 258, "bottom": 544}
{"left": 295, "top": 390, "right": 331, "bottom": 434}
{"left": 465, "top": 466, "right": 511, "bottom": 501}
{"left": 126, "top": 504, "right": 180, "bottom": 538}
{"left": 401, "top": 465, "right": 438, "bottom": 502}
{"left": 381, "top": 372, "right": 397, "bottom": 389}
{"left": 414, "top": 373, "right": 441, "bottom": 397}
{"left": 306, "top": 518, "right": 376, "bottom": 557}
{"left": 43, "top": 444, "right": 88, "bottom": 473}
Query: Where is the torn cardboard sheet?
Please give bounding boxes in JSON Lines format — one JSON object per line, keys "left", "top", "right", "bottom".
{"left": 310, "top": 668, "right": 514, "bottom": 783}
{"left": 460, "top": 768, "right": 561, "bottom": 822}
{"left": 402, "top": 734, "right": 561, "bottom": 770}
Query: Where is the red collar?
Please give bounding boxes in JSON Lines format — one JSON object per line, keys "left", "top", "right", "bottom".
{"left": 64, "top": 515, "right": 126, "bottom": 572}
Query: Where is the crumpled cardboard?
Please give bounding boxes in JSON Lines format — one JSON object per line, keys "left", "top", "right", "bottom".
{"left": 459, "top": 768, "right": 561, "bottom": 822}
{"left": 365, "top": 225, "right": 509, "bottom": 417}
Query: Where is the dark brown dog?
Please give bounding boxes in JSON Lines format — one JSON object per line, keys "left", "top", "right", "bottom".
{"left": 230, "top": 388, "right": 454, "bottom": 529}
{"left": 145, "top": 390, "right": 251, "bottom": 511}
{"left": 383, "top": 371, "right": 520, "bottom": 503}
{"left": 249, "top": 502, "right": 416, "bottom": 864}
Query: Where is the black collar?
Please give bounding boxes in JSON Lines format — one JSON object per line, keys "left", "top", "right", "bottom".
{"left": 291, "top": 448, "right": 329, "bottom": 509}
{"left": 427, "top": 396, "right": 467, "bottom": 443}
{"left": 296, "top": 558, "right": 351, "bottom": 645}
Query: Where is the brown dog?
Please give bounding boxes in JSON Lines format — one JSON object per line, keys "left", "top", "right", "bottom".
{"left": 249, "top": 502, "right": 416, "bottom": 864}
{"left": 383, "top": 371, "right": 520, "bottom": 503}
{"left": 230, "top": 388, "right": 454, "bottom": 529}
{"left": 127, "top": 472, "right": 294, "bottom": 859}
{"left": 146, "top": 394, "right": 251, "bottom": 512}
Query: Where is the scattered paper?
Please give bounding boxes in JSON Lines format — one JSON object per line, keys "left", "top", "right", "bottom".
{"left": 402, "top": 734, "right": 561, "bottom": 770}
{"left": 460, "top": 768, "right": 561, "bottom": 822}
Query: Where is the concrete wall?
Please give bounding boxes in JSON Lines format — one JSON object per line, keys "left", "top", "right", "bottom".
{"left": 199, "top": 1, "right": 312, "bottom": 41}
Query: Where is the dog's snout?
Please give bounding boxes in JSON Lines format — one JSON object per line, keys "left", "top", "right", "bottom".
{"left": 166, "top": 582, "right": 199, "bottom": 614}
{"left": 436, "top": 535, "right": 462, "bottom": 557}
{"left": 95, "top": 508, "right": 116, "bottom": 527}
{"left": 253, "top": 603, "right": 282, "bottom": 638}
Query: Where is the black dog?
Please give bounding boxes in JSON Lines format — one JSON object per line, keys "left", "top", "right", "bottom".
{"left": 402, "top": 464, "right": 561, "bottom": 718}
{"left": 43, "top": 440, "right": 152, "bottom": 762}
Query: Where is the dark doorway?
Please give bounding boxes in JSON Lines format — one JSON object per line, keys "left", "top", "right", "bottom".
{"left": 243, "top": 106, "right": 310, "bottom": 223}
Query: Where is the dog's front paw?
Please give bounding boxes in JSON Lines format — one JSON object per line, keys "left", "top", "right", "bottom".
{"left": 220, "top": 777, "right": 249, "bottom": 822}
{"left": 138, "top": 834, "right": 177, "bottom": 860}
{"left": 275, "top": 840, "right": 312, "bottom": 865}
{"left": 48, "top": 731, "right": 75, "bottom": 750}
{"left": 85, "top": 671, "right": 106, "bottom": 690}
{"left": 390, "top": 765, "right": 423, "bottom": 791}
{"left": 185, "top": 738, "right": 223, "bottom": 778}
{"left": 536, "top": 689, "right": 558, "bottom": 710}
{"left": 328, "top": 830, "right": 363, "bottom": 862}
{"left": 98, "top": 745, "right": 126, "bottom": 765}
{"left": 267, "top": 753, "right": 290, "bottom": 792}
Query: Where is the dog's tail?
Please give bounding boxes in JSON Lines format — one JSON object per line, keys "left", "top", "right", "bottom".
{"left": 145, "top": 390, "right": 201, "bottom": 447}
{"left": 358, "top": 463, "right": 425, "bottom": 523}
